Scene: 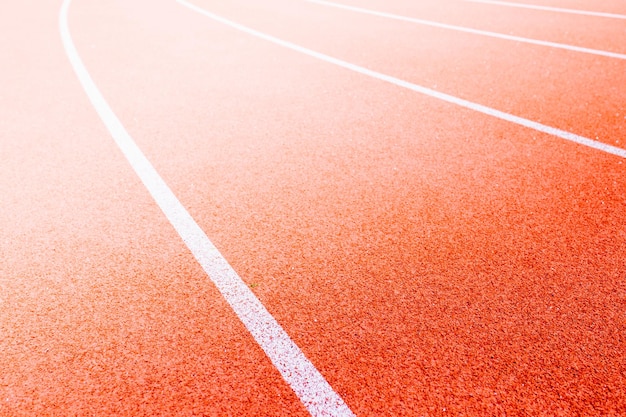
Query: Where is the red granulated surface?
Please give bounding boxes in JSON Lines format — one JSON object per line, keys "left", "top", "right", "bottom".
{"left": 2, "top": 0, "right": 625, "bottom": 415}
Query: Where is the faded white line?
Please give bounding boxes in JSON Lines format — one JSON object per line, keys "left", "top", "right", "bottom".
{"left": 59, "top": 1, "right": 355, "bottom": 416}
{"left": 175, "top": 0, "right": 626, "bottom": 160}
{"left": 307, "top": 0, "right": 626, "bottom": 60}
{"left": 465, "top": 0, "right": 626, "bottom": 19}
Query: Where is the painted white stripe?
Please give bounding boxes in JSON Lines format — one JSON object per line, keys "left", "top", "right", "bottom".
{"left": 307, "top": 0, "right": 626, "bottom": 60}
{"left": 465, "top": 0, "right": 626, "bottom": 20}
{"left": 175, "top": 0, "right": 626, "bottom": 160}
{"left": 59, "top": 1, "right": 355, "bottom": 416}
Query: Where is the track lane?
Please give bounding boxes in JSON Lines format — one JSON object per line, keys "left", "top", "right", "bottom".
{"left": 472, "top": 0, "right": 626, "bottom": 14}
{"left": 175, "top": 0, "right": 626, "bottom": 160}
{"left": 68, "top": 0, "right": 626, "bottom": 414}
{"left": 60, "top": 0, "right": 353, "bottom": 414}
{"left": 309, "top": 0, "right": 626, "bottom": 56}
{"left": 180, "top": 0, "right": 626, "bottom": 148}
{"left": 465, "top": 0, "right": 626, "bottom": 18}
{"left": 0, "top": 1, "right": 313, "bottom": 415}
{"left": 306, "top": 0, "right": 626, "bottom": 60}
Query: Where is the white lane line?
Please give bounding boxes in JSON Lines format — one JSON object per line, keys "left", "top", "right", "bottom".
{"left": 175, "top": 0, "right": 626, "bottom": 160}
{"left": 59, "top": 1, "right": 355, "bottom": 416}
{"left": 307, "top": 0, "right": 626, "bottom": 60}
{"left": 465, "top": 0, "right": 626, "bottom": 20}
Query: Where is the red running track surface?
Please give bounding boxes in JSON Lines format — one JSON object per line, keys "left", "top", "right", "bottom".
{"left": 1, "top": 0, "right": 625, "bottom": 415}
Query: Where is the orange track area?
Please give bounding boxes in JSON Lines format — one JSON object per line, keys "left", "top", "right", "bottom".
{"left": 2, "top": 0, "right": 625, "bottom": 415}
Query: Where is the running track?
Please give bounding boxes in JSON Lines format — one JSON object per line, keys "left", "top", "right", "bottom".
{"left": 1, "top": 0, "right": 625, "bottom": 415}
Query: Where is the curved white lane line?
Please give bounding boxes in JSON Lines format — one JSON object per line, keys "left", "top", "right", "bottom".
{"left": 307, "top": 0, "right": 626, "bottom": 61}
{"left": 59, "top": 1, "right": 355, "bottom": 416}
{"left": 175, "top": 0, "right": 626, "bottom": 160}
{"left": 465, "top": 0, "right": 626, "bottom": 20}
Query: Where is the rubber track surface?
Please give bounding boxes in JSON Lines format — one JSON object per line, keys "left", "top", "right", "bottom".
{"left": 1, "top": 0, "right": 625, "bottom": 415}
